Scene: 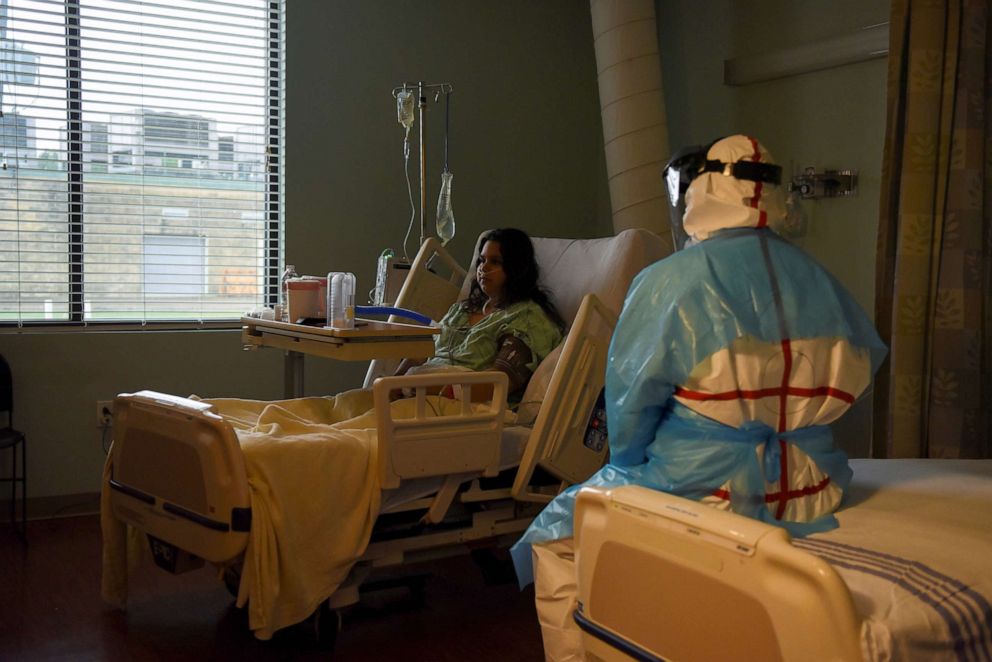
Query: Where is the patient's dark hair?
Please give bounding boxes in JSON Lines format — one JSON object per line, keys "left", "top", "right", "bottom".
{"left": 465, "top": 227, "right": 565, "bottom": 332}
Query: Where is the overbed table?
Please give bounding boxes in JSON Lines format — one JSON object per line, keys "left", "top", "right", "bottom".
{"left": 241, "top": 316, "right": 439, "bottom": 398}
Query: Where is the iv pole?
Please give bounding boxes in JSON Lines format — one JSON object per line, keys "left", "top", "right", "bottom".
{"left": 418, "top": 82, "right": 427, "bottom": 246}
{"left": 393, "top": 81, "right": 453, "bottom": 247}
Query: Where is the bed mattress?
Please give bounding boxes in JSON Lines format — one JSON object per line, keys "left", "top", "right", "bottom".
{"left": 796, "top": 459, "right": 992, "bottom": 661}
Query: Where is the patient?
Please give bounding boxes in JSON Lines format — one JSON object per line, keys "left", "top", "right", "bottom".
{"left": 396, "top": 226, "right": 566, "bottom": 403}
{"left": 510, "top": 135, "right": 888, "bottom": 660}
{"left": 192, "top": 227, "right": 563, "bottom": 639}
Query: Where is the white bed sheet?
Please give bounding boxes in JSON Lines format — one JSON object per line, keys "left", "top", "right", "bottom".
{"left": 795, "top": 459, "right": 992, "bottom": 661}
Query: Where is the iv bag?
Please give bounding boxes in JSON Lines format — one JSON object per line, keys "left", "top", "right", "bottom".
{"left": 436, "top": 171, "right": 455, "bottom": 245}
{"left": 396, "top": 90, "right": 415, "bottom": 130}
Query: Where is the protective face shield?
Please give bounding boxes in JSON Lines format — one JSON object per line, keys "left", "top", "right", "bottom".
{"left": 663, "top": 136, "right": 785, "bottom": 250}
{"left": 662, "top": 144, "right": 708, "bottom": 251}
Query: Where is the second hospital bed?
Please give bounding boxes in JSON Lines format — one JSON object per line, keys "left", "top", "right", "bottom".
{"left": 572, "top": 458, "right": 992, "bottom": 662}
{"left": 102, "top": 228, "right": 669, "bottom": 639}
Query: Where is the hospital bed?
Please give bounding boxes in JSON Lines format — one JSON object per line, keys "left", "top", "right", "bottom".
{"left": 573, "top": 459, "right": 992, "bottom": 662}
{"left": 103, "top": 228, "right": 669, "bottom": 639}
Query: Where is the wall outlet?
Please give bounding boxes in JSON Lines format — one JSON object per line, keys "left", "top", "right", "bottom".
{"left": 97, "top": 400, "right": 114, "bottom": 427}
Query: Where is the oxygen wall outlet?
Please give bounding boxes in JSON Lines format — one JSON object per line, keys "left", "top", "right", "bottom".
{"left": 97, "top": 400, "right": 114, "bottom": 427}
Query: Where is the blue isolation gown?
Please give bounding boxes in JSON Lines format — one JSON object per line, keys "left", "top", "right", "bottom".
{"left": 511, "top": 227, "right": 887, "bottom": 586}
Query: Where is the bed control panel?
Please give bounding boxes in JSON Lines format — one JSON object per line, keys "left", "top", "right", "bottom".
{"left": 583, "top": 388, "right": 608, "bottom": 453}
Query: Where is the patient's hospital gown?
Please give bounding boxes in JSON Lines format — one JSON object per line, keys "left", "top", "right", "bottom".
{"left": 428, "top": 299, "right": 562, "bottom": 375}
{"left": 511, "top": 227, "right": 888, "bottom": 586}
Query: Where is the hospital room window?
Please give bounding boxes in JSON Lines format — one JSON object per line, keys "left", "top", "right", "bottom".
{"left": 0, "top": 0, "right": 285, "bottom": 326}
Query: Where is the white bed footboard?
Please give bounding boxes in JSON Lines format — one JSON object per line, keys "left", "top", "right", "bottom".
{"left": 372, "top": 371, "right": 508, "bottom": 490}
{"left": 574, "top": 485, "right": 863, "bottom": 662}
{"left": 108, "top": 390, "right": 251, "bottom": 565}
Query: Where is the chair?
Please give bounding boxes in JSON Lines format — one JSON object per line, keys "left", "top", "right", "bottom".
{"left": 0, "top": 353, "right": 26, "bottom": 542}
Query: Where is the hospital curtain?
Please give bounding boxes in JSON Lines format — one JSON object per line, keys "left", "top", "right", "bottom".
{"left": 874, "top": 0, "right": 992, "bottom": 459}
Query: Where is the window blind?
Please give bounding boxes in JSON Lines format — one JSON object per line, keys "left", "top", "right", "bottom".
{"left": 0, "top": 0, "right": 283, "bottom": 326}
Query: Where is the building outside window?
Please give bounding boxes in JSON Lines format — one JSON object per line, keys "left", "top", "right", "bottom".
{"left": 0, "top": 0, "right": 284, "bottom": 325}
{"left": 142, "top": 234, "right": 206, "bottom": 297}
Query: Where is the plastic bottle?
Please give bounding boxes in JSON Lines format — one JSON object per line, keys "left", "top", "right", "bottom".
{"left": 372, "top": 249, "right": 395, "bottom": 306}
{"left": 279, "top": 264, "right": 298, "bottom": 322}
{"left": 327, "top": 272, "right": 356, "bottom": 329}
{"left": 436, "top": 171, "right": 455, "bottom": 245}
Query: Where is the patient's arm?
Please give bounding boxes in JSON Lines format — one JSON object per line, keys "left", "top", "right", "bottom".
{"left": 394, "top": 357, "right": 426, "bottom": 376}
{"left": 471, "top": 334, "right": 533, "bottom": 402}
{"left": 493, "top": 334, "right": 533, "bottom": 393}
{"left": 392, "top": 335, "right": 533, "bottom": 402}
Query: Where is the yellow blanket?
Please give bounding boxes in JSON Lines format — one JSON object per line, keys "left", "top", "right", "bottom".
{"left": 101, "top": 389, "right": 484, "bottom": 640}
{"left": 212, "top": 389, "right": 380, "bottom": 640}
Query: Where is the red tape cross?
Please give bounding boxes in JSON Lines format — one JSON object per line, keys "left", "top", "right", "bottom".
{"left": 747, "top": 136, "right": 768, "bottom": 228}
{"left": 676, "top": 337, "right": 854, "bottom": 519}
{"left": 675, "top": 385, "right": 855, "bottom": 403}
{"left": 711, "top": 475, "right": 832, "bottom": 504}
{"left": 673, "top": 339, "right": 857, "bottom": 409}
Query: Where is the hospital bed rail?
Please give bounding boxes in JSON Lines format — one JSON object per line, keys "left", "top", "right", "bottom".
{"left": 372, "top": 371, "right": 508, "bottom": 491}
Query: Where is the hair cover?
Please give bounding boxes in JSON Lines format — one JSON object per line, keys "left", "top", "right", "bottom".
{"left": 682, "top": 135, "right": 787, "bottom": 242}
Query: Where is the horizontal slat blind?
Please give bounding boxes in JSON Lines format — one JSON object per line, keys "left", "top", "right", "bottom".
{"left": 0, "top": 0, "right": 282, "bottom": 325}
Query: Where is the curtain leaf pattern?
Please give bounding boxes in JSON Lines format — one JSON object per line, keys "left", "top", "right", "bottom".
{"left": 875, "top": 0, "right": 991, "bottom": 458}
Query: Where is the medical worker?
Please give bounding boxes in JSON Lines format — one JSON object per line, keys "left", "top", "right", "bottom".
{"left": 511, "top": 135, "right": 887, "bottom": 660}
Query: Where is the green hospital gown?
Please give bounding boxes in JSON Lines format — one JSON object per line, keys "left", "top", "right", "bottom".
{"left": 426, "top": 300, "right": 562, "bottom": 376}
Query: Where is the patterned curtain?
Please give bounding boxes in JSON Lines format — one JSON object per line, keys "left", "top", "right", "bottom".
{"left": 874, "top": 0, "right": 992, "bottom": 458}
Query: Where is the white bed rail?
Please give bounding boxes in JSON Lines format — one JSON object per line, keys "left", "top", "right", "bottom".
{"left": 512, "top": 293, "right": 617, "bottom": 503}
{"left": 372, "top": 371, "right": 508, "bottom": 490}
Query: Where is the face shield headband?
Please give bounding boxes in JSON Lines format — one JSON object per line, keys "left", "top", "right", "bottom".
{"left": 663, "top": 145, "right": 783, "bottom": 207}
{"left": 663, "top": 141, "right": 783, "bottom": 249}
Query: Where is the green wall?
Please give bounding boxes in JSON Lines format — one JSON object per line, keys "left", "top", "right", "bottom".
{"left": 0, "top": 1, "right": 610, "bottom": 504}
{"left": 286, "top": 0, "right": 612, "bottom": 395}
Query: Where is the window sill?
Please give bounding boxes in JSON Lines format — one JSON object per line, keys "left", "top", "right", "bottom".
{"left": 0, "top": 321, "right": 243, "bottom": 334}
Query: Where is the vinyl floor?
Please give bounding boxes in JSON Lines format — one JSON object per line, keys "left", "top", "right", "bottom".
{"left": 0, "top": 515, "right": 545, "bottom": 661}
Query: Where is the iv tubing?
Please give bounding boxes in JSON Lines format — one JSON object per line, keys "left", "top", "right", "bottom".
{"left": 443, "top": 90, "right": 451, "bottom": 173}
{"left": 402, "top": 128, "right": 415, "bottom": 260}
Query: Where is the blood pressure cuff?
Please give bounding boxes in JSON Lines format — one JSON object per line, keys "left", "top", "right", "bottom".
{"left": 493, "top": 334, "right": 534, "bottom": 396}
